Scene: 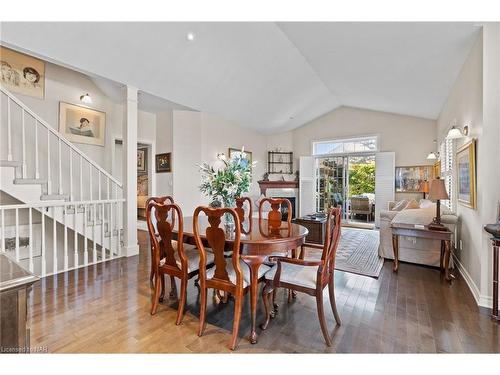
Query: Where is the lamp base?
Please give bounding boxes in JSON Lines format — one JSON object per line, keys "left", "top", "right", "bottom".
{"left": 428, "top": 221, "right": 448, "bottom": 231}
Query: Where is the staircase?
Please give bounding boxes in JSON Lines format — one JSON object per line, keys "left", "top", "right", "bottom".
{"left": 0, "top": 86, "right": 124, "bottom": 277}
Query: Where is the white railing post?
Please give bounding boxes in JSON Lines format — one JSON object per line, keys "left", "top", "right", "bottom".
{"left": 83, "top": 204, "right": 88, "bottom": 266}
{"left": 35, "top": 120, "right": 40, "bottom": 179}
{"left": 109, "top": 202, "right": 114, "bottom": 260}
{"left": 28, "top": 208, "right": 33, "bottom": 272}
{"left": 116, "top": 201, "right": 121, "bottom": 257}
{"left": 93, "top": 203, "right": 97, "bottom": 264}
{"left": 46, "top": 129, "right": 51, "bottom": 194}
{"left": 69, "top": 149, "right": 73, "bottom": 201}
{"left": 74, "top": 206, "right": 78, "bottom": 269}
{"left": 53, "top": 207, "right": 57, "bottom": 274}
{"left": 63, "top": 205, "right": 68, "bottom": 271}
{"left": 58, "top": 139, "right": 63, "bottom": 194}
{"left": 15, "top": 208, "right": 19, "bottom": 262}
{"left": 41, "top": 211, "right": 46, "bottom": 277}
{"left": 89, "top": 165, "right": 93, "bottom": 201}
{"left": 7, "top": 97, "right": 12, "bottom": 161}
{"left": 22, "top": 110, "right": 27, "bottom": 178}
{"left": 79, "top": 155, "right": 83, "bottom": 201}
{"left": 101, "top": 203, "right": 105, "bottom": 261}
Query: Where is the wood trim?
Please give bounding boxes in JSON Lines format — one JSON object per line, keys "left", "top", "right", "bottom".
{"left": 257, "top": 180, "right": 298, "bottom": 195}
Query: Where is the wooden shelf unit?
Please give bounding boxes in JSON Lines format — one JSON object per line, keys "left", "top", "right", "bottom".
{"left": 268, "top": 151, "right": 293, "bottom": 174}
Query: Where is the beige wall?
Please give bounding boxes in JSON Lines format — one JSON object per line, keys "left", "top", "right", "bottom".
{"left": 437, "top": 25, "right": 500, "bottom": 308}
{"left": 155, "top": 110, "right": 174, "bottom": 196}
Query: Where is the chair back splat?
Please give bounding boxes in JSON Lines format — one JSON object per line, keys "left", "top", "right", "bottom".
{"left": 320, "top": 207, "right": 342, "bottom": 285}
{"left": 235, "top": 197, "right": 253, "bottom": 234}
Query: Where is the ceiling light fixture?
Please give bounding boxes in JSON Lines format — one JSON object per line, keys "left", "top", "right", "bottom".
{"left": 186, "top": 32, "right": 195, "bottom": 41}
{"left": 80, "top": 93, "right": 92, "bottom": 104}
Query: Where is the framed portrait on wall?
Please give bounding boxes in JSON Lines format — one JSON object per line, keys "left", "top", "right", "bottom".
{"left": 137, "top": 148, "right": 147, "bottom": 173}
{"left": 59, "top": 102, "right": 106, "bottom": 146}
{"left": 1, "top": 46, "right": 45, "bottom": 99}
{"left": 155, "top": 153, "right": 171, "bottom": 173}
{"left": 456, "top": 139, "right": 476, "bottom": 209}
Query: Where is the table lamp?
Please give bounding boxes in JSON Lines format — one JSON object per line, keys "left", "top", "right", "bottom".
{"left": 428, "top": 177, "right": 449, "bottom": 231}
{"left": 421, "top": 180, "right": 429, "bottom": 199}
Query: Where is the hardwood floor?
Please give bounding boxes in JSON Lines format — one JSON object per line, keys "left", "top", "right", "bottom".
{"left": 27, "top": 230, "right": 499, "bottom": 353}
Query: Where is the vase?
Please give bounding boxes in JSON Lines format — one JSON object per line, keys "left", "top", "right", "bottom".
{"left": 223, "top": 199, "right": 236, "bottom": 233}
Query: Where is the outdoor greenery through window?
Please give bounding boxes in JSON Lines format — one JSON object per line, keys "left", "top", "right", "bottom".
{"left": 313, "top": 136, "right": 378, "bottom": 156}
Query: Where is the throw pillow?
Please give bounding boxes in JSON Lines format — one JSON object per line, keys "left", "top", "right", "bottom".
{"left": 404, "top": 199, "right": 420, "bottom": 210}
{"left": 392, "top": 199, "right": 408, "bottom": 211}
{"left": 419, "top": 199, "right": 435, "bottom": 209}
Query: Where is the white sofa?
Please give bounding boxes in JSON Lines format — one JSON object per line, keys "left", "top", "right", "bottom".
{"left": 378, "top": 200, "right": 459, "bottom": 267}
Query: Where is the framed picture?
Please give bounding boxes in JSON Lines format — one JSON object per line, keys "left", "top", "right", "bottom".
{"left": 155, "top": 153, "right": 171, "bottom": 173}
{"left": 457, "top": 139, "right": 476, "bottom": 209}
{"left": 137, "top": 148, "right": 147, "bottom": 173}
{"left": 395, "top": 165, "right": 433, "bottom": 192}
{"left": 59, "top": 102, "right": 106, "bottom": 146}
{"left": 228, "top": 148, "right": 252, "bottom": 164}
{"left": 1, "top": 46, "right": 45, "bottom": 99}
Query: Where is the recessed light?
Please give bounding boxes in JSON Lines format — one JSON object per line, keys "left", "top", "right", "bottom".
{"left": 186, "top": 32, "right": 195, "bottom": 41}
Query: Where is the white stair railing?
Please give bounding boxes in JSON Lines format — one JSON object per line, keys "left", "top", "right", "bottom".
{"left": 0, "top": 86, "right": 125, "bottom": 276}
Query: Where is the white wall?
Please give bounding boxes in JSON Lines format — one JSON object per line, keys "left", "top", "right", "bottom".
{"left": 155, "top": 110, "right": 174, "bottom": 196}
{"left": 437, "top": 26, "right": 500, "bottom": 309}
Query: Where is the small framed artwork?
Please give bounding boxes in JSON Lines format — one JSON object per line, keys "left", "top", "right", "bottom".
{"left": 156, "top": 153, "right": 171, "bottom": 173}
{"left": 228, "top": 148, "right": 253, "bottom": 164}
{"left": 1, "top": 46, "right": 45, "bottom": 99}
{"left": 395, "top": 165, "right": 433, "bottom": 192}
{"left": 59, "top": 102, "right": 106, "bottom": 146}
{"left": 457, "top": 139, "right": 476, "bottom": 209}
{"left": 137, "top": 148, "right": 147, "bottom": 173}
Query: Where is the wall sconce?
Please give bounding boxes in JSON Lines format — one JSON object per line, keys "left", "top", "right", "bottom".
{"left": 80, "top": 93, "right": 92, "bottom": 104}
{"left": 426, "top": 152, "right": 439, "bottom": 160}
{"left": 446, "top": 124, "right": 469, "bottom": 139}
{"left": 217, "top": 153, "right": 226, "bottom": 160}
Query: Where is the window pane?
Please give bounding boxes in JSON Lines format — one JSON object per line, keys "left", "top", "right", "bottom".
{"left": 313, "top": 136, "right": 378, "bottom": 156}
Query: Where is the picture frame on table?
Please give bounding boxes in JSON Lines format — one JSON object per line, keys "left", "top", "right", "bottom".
{"left": 155, "top": 152, "right": 171, "bottom": 173}
{"left": 456, "top": 139, "right": 477, "bottom": 209}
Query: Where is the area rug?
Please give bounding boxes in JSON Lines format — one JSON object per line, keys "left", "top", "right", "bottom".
{"left": 306, "top": 227, "right": 383, "bottom": 278}
{"left": 335, "top": 228, "right": 383, "bottom": 278}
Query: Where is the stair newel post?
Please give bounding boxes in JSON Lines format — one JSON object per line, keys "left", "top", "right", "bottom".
{"left": 89, "top": 164, "right": 93, "bottom": 202}
{"left": 92, "top": 202, "right": 97, "bottom": 264}
{"left": 58, "top": 138, "right": 63, "bottom": 195}
{"left": 22, "top": 110, "right": 27, "bottom": 178}
{"left": 46, "top": 128, "right": 51, "bottom": 195}
{"left": 69, "top": 149, "right": 73, "bottom": 201}
{"left": 41, "top": 210, "right": 46, "bottom": 277}
{"left": 63, "top": 204, "right": 68, "bottom": 272}
{"left": 101, "top": 202, "right": 106, "bottom": 262}
{"left": 109, "top": 200, "right": 114, "bottom": 260}
{"left": 7, "top": 97, "right": 12, "bottom": 161}
{"left": 74, "top": 206, "right": 78, "bottom": 269}
{"left": 28, "top": 207, "right": 33, "bottom": 273}
{"left": 34, "top": 120, "right": 40, "bottom": 178}
{"left": 83, "top": 204, "right": 88, "bottom": 266}
{"left": 79, "top": 155, "right": 83, "bottom": 202}
{"left": 15, "top": 208, "right": 19, "bottom": 262}
{"left": 53, "top": 206, "right": 57, "bottom": 274}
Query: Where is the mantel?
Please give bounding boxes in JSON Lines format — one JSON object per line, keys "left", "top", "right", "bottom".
{"left": 257, "top": 180, "right": 299, "bottom": 195}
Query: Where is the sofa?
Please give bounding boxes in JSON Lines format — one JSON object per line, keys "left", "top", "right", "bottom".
{"left": 378, "top": 199, "right": 459, "bottom": 267}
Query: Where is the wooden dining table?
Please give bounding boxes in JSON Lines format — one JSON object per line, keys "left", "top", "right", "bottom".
{"left": 175, "top": 216, "right": 308, "bottom": 344}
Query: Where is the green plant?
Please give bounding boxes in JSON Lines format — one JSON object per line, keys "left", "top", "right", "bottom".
{"left": 348, "top": 163, "right": 375, "bottom": 196}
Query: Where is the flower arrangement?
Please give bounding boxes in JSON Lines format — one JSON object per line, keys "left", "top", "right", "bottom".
{"left": 199, "top": 147, "right": 256, "bottom": 208}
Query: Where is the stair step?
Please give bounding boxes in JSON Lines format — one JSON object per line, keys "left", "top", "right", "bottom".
{"left": 0, "top": 160, "right": 23, "bottom": 167}
{"left": 40, "top": 194, "right": 70, "bottom": 201}
{"left": 14, "top": 178, "right": 47, "bottom": 185}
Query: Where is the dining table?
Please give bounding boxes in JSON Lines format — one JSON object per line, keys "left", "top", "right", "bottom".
{"left": 174, "top": 216, "right": 309, "bottom": 344}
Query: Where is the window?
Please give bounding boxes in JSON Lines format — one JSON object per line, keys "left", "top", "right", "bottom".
{"left": 313, "top": 136, "right": 378, "bottom": 156}
{"left": 440, "top": 138, "right": 455, "bottom": 212}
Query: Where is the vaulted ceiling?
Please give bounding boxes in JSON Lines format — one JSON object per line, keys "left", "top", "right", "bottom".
{"left": 0, "top": 22, "right": 480, "bottom": 133}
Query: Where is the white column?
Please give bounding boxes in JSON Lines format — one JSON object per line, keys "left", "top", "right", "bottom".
{"left": 122, "top": 86, "right": 139, "bottom": 257}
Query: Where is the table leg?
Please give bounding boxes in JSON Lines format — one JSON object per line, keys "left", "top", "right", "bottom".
{"left": 443, "top": 240, "right": 454, "bottom": 282}
{"left": 242, "top": 255, "right": 264, "bottom": 344}
{"left": 392, "top": 234, "right": 399, "bottom": 272}
{"left": 492, "top": 243, "right": 499, "bottom": 320}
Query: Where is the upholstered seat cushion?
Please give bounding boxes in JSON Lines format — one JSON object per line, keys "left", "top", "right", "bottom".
{"left": 265, "top": 262, "right": 319, "bottom": 289}
{"left": 206, "top": 259, "right": 270, "bottom": 288}
{"left": 160, "top": 243, "right": 214, "bottom": 273}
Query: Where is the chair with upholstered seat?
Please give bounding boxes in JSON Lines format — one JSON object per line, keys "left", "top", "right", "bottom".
{"left": 260, "top": 207, "right": 342, "bottom": 346}
{"left": 235, "top": 196, "right": 253, "bottom": 234}
{"left": 193, "top": 206, "right": 270, "bottom": 350}
{"left": 147, "top": 200, "right": 215, "bottom": 324}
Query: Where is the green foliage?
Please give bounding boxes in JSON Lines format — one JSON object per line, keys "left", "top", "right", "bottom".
{"left": 348, "top": 163, "right": 375, "bottom": 196}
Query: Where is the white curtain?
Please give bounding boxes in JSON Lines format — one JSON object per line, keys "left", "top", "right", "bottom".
{"left": 375, "top": 152, "right": 395, "bottom": 227}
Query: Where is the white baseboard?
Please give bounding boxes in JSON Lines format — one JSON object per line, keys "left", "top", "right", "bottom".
{"left": 122, "top": 244, "right": 139, "bottom": 257}
{"left": 453, "top": 254, "right": 492, "bottom": 310}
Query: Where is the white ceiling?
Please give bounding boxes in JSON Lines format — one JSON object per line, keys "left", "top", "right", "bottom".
{"left": 0, "top": 22, "right": 480, "bottom": 133}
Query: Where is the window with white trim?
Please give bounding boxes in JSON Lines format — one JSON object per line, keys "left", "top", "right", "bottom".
{"left": 313, "top": 136, "right": 378, "bottom": 156}
{"left": 440, "top": 138, "right": 455, "bottom": 212}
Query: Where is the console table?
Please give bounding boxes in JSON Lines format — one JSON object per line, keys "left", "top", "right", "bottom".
{"left": 391, "top": 223, "right": 453, "bottom": 282}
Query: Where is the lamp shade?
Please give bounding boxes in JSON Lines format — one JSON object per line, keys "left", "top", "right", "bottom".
{"left": 421, "top": 180, "right": 429, "bottom": 193}
{"left": 426, "top": 152, "right": 437, "bottom": 160}
{"left": 428, "top": 178, "right": 449, "bottom": 200}
{"left": 447, "top": 126, "right": 463, "bottom": 139}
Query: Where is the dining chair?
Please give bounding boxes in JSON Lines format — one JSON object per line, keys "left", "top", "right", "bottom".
{"left": 146, "top": 196, "right": 175, "bottom": 287}
{"left": 260, "top": 207, "right": 342, "bottom": 346}
{"left": 147, "top": 200, "right": 215, "bottom": 325}
{"left": 193, "top": 206, "right": 270, "bottom": 350}
{"left": 235, "top": 196, "right": 253, "bottom": 234}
